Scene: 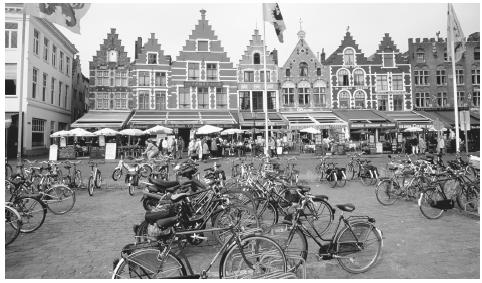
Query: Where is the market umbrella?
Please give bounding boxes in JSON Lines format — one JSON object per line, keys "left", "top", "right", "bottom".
{"left": 300, "top": 127, "right": 321, "bottom": 134}
{"left": 221, "top": 128, "right": 244, "bottom": 135}
{"left": 196, "top": 125, "right": 223, "bottom": 135}
{"left": 404, "top": 126, "right": 423, "bottom": 133}
{"left": 144, "top": 125, "right": 173, "bottom": 135}
{"left": 351, "top": 129, "right": 369, "bottom": 134}
{"left": 93, "top": 128, "right": 120, "bottom": 136}
{"left": 427, "top": 126, "right": 447, "bottom": 132}
{"left": 49, "top": 130, "right": 71, "bottom": 138}
{"left": 119, "top": 129, "right": 145, "bottom": 136}
{"left": 68, "top": 128, "right": 95, "bottom": 137}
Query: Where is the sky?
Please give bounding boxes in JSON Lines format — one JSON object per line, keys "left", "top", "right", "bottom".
{"left": 23, "top": 1, "right": 481, "bottom": 75}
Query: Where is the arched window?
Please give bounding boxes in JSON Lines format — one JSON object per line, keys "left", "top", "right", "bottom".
{"left": 353, "top": 69, "right": 365, "bottom": 86}
{"left": 299, "top": 62, "right": 308, "bottom": 76}
{"left": 416, "top": 48, "right": 425, "bottom": 63}
{"left": 339, "top": 90, "right": 350, "bottom": 109}
{"left": 337, "top": 69, "right": 349, "bottom": 86}
{"left": 253, "top": 53, "right": 261, "bottom": 64}
{"left": 343, "top": 48, "right": 355, "bottom": 65}
{"left": 354, "top": 90, "right": 365, "bottom": 108}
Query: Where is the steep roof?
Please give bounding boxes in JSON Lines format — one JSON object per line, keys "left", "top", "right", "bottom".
{"left": 91, "top": 28, "right": 130, "bottom": 67}
{"left": 239, "top": 29, "right": 276, "bottom": 66}
{"left": 134, "top": 33, "right": 171, "bottom": 65}
{"left": 325, "top": 31, "right": 367, "bottom": 65}
{"left": 281, "top": 34, "right": 321, "bottom": 69}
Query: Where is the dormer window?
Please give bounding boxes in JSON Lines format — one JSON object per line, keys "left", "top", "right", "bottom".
{"left": 198, "top": 40, "right": 208, "bottom": 51}
{"left": 286, "top": 68, "right": 291, "bottom": 77}
{"left": 383, "top": 52, "right": 394, "bottom": 67}
{"left": 147, "top": 53, "right": 157, "bottom": 64}
{"left": 253, "top": 53, "right": 260, "bottom": 64}
{"left": 343, "top": 48, "right": 355, "bottom": 65}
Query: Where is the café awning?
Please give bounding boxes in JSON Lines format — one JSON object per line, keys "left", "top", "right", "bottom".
{"left": 71, "top": 111, "right": 131, "bottom": 129}
{"left": 417, "top": 110, "right": 480, "bottom": 129}
{"left": 384, "top": 111, "right": 433, "bottom": 128}
{"left": 128, "top": 110, "right": 238, "bottom": 128}
{"left": 238, "top": 112, "right": 287, "bottom": 127}
{"left": 332, "top": 110, "right": 395, "bottom": 129}
{"left": 281, "top": 111, "right": 347, "bottom": 130}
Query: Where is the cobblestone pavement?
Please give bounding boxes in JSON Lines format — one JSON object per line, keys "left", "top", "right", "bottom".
{"left": 4, "top": 154, "right": 480, "bottom": 279}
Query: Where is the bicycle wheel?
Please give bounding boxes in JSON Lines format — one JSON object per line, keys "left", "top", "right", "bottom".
{"left": 212, "top": 204, "right": 260, "bottom": 245}
{"left": 456, "top": 184, "right": 480, "bottom": 213}
{"left": 140, "top": 165, "right": 152, "bottom": 178}
{"left": 346, "top": 163, "right": 356, "bottom": 180}
{"left": 255, "top": 198, "right": 279, "bottom": 232}
{"left": 112, "top": 168, "right": 122, "bottom": 181}
{"left": 328, "top": 171, "right": 337, "bottom": 188}
{"left": 6, "top": 163, "right": 13, "bottom": 180}
{"left": 301, "top": 199, "right": 334, "bottom": 236}
{"left": 375, "top": 179, "right": 400, "bottom": 206}
{"left": 223, "top": 189, "right": 256, "bottom": 211}
{"left": 74, "top": 170, "right": 83, "bottom": 188}
{"left": 418, "top": 187, "right": 445, "bottom": 219}
{"left": 219, "top": 234, "right": 287, "bottom": 279}
{"left": 43, "top": 184, "right": 76, "bottom": 215}
{"left": 360, "top": 172, "right": 372, "bottom": 186}
{"left": 318, "top": 167, "right": 325, "bottom": 183}
{"left": 88, "top": 176, "right": 94, "bottom": 196}
{"left": 336, "top": 222, "right": 382, "bottom": 274}
{"left": 265, "top": 223, "right": 308, "bottom": 273}
{"left": 337, "top": 171, "right": 347, "bottom": 187}
{"left": 95, "top": 171, "right": 102, "bottom": 188}
{"left": 62, "top": 175, "right": 71, "bottom": 186}
{"left": 5, "top": 205, "right": 22, "bottom": 246}
{"left": 128, "top": 183, "right": 135, "bottom": 196}
{"left": 13, "top": 196, "right": 47, "bottom": 233}
{"left": 112, "top": 249, "right": 187, "bottom": 279}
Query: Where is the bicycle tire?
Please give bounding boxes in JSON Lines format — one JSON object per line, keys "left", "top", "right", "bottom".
{"left": 134, "top": 220, "right": 149, "bottom": 243}
{"left": 95, "top": 171, "right": 102, "bottom": 188}
{"left": 418, "top": 187, "right": 445, "bottom": 219}
{"left": 346, "top": 163, "right": 356, "bottom": 180}
{"left": 112, "top": 249, "right": 187, "bottom": 279}
{"left": 456, "top": 184, "right": 479, "bottom": 213}
{"left": 302, "top": 198, "right": 334, "bottom": 236}
{"left": 128, "top": 183, "right": 135, "bottom": 196}
{"left": 328, "top": 171, "right": 337, "bottom": 188}
{"left": 254, "top": 197, "right": 279, "bottom": 232}
{"left": 112, "top": 168, "right": 122, "bottom": 181}
{"left": 375, "top": 179, "right": 400, "bottom": 206}
{"left": 5, "top": 205, "right": 22, "bottom": 246}
{"left": 88, "top": 176, "right": 94, "bottom": 196}
{"left": 62, "top": 175, "right": 71, "bottom": 186}
{"left": 223, "top": 189, "right": 257, "bottom": 211}
{"left": 212, "top": 204, "right": 260, "bottom": 245}
{"left": 74, "top": 170, "right": 82, "bottom": 188}
{"left": 219, "top": 234, "right": 288, "bottom": 279}
{"left": 140, "top": 165, "right": 152, "bottom": 178}
{"left": 337, "top": 171, "right": 347, "bottom": 187}
{"left": 13, "top": 196, "right": 47, "bottom": 233}
{"left": 43, "top": 184, "right": 76, "bottom": 215}
{"left": 336, "top": 221, "right": 383, "bottom": 274}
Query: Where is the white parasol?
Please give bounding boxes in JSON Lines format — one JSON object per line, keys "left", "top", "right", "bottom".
{"left": 49, "top": 130, "right": 71, "bottom": 138}
{"left": 93, "top": 128, "right": 120, "bottom": 136}
{"left": 67, "top": 128, "right": 95, "bottom": 137}
{"left": 144, "top": 125, "right": 173, "bottom": 135}
{"left": 300, "top": 127, "right": 321, "bottom": 134}
{"left": 403, "top": 126, "right": 423, "bottom": 133}
{"left": 196, "top": 125, "right": 223, "bottom": 135}
{"left": 221, "top": 128, "right": 244, "bottom": 135}
{"left": 119, "top": 129, "right": 145, "bottom": 136}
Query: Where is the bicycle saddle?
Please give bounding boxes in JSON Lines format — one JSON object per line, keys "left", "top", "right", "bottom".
{"left": 149, "top": 178, "right": 179, "bottom": 189}
{"left": 336, "top": 203, "right": 355, "bottom": 212}
{"left": 154, "top": 215, "right": 178, "bottom": 229}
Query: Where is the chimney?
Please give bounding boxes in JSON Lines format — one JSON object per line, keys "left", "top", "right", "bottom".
{"left": 270, "top": 49, "right": 278, "bottom": 65}
{"left": 320, "top": 48, "right": 326, "bottom": 63}
{"left": 135, "top": 37, "right": 142, "bottom": 60}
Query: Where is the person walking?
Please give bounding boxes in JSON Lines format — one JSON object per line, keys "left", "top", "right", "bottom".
{"left": 419, "top": 136, "right": 426, "bottom": 154}
{"left": 196, "top": 138, "right": 202, "bottom": 160}
{"left": 211, "top": 137, "right": 218, "bottom": 158}
{"left": 142, "top": 139, "right": 159, "bottom": 160}
{"left": 161, "top": 137, "right": 168, "bottom": 155}
{"left": 437, "top": 136, "right": 445, "bottom": 155}
{"left": 411, "top": 136, "right": 419, "bottom": 155}
{"left": 202, "top": 138, "right": 210, "bottom": 161}
{"left": 268, "top": 137, "right": 276, "bottom": 157}
{"left": 171, "top": 137, "right": 178, "bottom": 159}
{"left": 188, "top": 138, "right": 195, "bottom": 159}
{"left": 178, "top": 137, "right": 185, "bottom": 159}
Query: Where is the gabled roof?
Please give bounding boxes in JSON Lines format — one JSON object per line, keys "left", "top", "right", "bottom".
{"left": 134, "top": 33, "right": 170, "bottom": 65}
{"left": 281, "top": 36, "right": 321, "bottom": 69}
{"left": 91, "top": 28, "right": 130, "bottom": 67}
{"left": 371, "top": 33, "right": 406, "bottom": 65}
{"left": 325, "top": 31, "right": 367, "bottom": 65}
{"left": 239, "top": 29, "right": 276, "bottom": 66}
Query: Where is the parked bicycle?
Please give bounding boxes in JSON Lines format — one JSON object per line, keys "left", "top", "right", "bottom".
{"left": 62, "top": 160, "right": 83, "bottom": 188}
{"left": 88, "top": 161, "right": 103, "bottom": 196}
{"left": 5, "top": 203, "right": 22, "bottom": 246}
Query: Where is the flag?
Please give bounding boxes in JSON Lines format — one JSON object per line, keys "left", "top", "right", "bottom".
{"left": 447, "top": 3, "right": 466, "bottom": 63}
{"left": 24, "top": 3, "right": 90, "bottom": 34}
{"left": 263, "top": 3, "right": 286, "bottom": 43}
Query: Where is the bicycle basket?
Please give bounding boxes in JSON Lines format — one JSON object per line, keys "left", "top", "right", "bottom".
{"left": 284, "top": 189, "right": 300, "bottom": 203}
{"left": 430, "top": 199, "right": 455, "bottom": 210}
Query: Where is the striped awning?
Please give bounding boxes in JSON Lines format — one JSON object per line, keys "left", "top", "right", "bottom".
{"left": 384, "top": 111, "right": 433, "bottom": 128}
{"left": 239, "top": 112, "right": 287, "bottom": 127}
{"left": 281, "top": 111, "right": 347, "bottom": 130}
{"left": 128, "top": 110, "right": 237, "bottom": 128}
{"left": 71, "top": 111, "right": 131, "bottom": 129}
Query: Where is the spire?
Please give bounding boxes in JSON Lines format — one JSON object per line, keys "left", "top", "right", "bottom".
{"left": 297, "top": 17, "right": 305, "bottom": 39}
{"left": 200, "top": 9, "right": 206, "bottom": 20}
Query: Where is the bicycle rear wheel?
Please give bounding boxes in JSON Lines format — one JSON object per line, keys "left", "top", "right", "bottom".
{"left": 346, "top": 163, "right": 356, "bottom": 180}
{"left": 255, "top": 198, "right": 279, "bottom": 232}
{"left": 43, "top": 184, "right": 76, "bottom": 215}
{"left": 88, "top": 176, "right": 94, "bottom": 196}
{"left": 336, "top": 222, "right": 382, "bottom": 274}
{"left": 456, "top": 184, "right": 479, "bottom": 213}
{"left": 212, "top": 204, "right": 259, "bottom": 245}
{"left": 95, "top": 171, "right": 102, "bottom": 188}
{"left": 5, "top": 205, "right": 22, "bottom": 246}
{"left": 112, "top": 249, "right": 186, "bottom": 279}
{"left": 13, "top": 196, "right": 47, "bottom": 233}
{"left": 219, "top": 234, "right": 287, "bottom": 279}
{"left": 418, "top": 187, "right": 445, "bottom": 219}
{"left": 301, "top": 199, "right": 334, "bottom": 236}
{"left": 328, "top": 172, "right": 337, "bottom": 188}
{"left": 375, "top": 179, "right": 400, "bottom": 206}
{"left": 74, "top": 170, "right": 83, "bottom": 187}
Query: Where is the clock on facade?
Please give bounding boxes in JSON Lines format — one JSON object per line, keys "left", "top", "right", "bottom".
{"left": 107, "top": 50, "right": 118, "bottom": 62}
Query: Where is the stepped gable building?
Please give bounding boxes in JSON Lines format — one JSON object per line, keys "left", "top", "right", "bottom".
{"left": 236, "top": 29, "right": 285, "bottom": 129}
{"left": 73, "top": 28, "right": 132, "bottom": 129}
{"left": 127, "top": 33, "right": 172, "bottom": 128}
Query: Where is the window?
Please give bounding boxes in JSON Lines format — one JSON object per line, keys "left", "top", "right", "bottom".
{"left": 267, "top": 91, "right": 275, "bottom": 110}
{"left": 299, "top": 62, "right": 308, "bottom": 77}
{"left": 457, "top": 91, "right": 465, "bottom": 104}
{"left": 148, "top": 53, "right": 157, "bottom": 64}
{"left": 313, "top": 87, "right": 325, "bottom": 106}
{"left": 392, "top": 74, "right": 403, "bottom": 90}
{"left": 339, "top": 91, "right": 350, "bottom": 109}
{"left": 475, "top": 47, "right": 480, "bottom": 61}
{"left": 115, "top": 71, "right": 121, "bottom": 86}
{"left": 138, "top": 91, "right": 150, "bottom": 110}
{"left": 444, "top": 49, "right": 449, "bottom": 61}
{"left": 96, "top": 70, "right": 109, "bottom": 86}
{"left": 354, "top": 91, "right": 365, "bottom": 108}
{"left": 33, "top": 29, "right": 39, "bottom": 55}
{"left": 473, "top": 91, "right": 480, "bottom": 106}
{"left": 95, "top": 93, "right": 110, "bottom": 110}
{"left": 155, "top": 72, "right": 166, "bottom": 86}
{"left": 5, "top": 22, "right": 18, "bottom": 48}
{"left": 52, "top": 45, "right": 57, "bottom": 67}
{"left": 31, "top": 118, "right": 45, "bottom": 147}
{"left": 414, "top": 70, "right": 429, "bottom": 86}
{"left": 198, "top": 40, "right": 208, "bottom": 51}
{"left": 138, "top": 71, "right": 150, "bottom": 86}
{"left": 285, "top": 68, "right": 291, "bottom": 77}
{"left": 188, "top": 63, "right": 200, "bottom": 80}
{"left": 283, "top": 88, "right": 294, "bottom": 106}
{"left": 43, "top": 38, "right": 49, "bottom": 61}
{"left": 110, "top": 71, "right": 115, "bottom": 87}
{"left": 239, "top": 91, "right": 250, "bottom": 110}
{"left": 343, "top": 48, "right": 355, "bottom": 65}
{"left": 472, "top": 69, "right": 480, "bottom": 85}
{"left": 253, "top": 53, "right": 260, "bottom": 64}
{"left": 6, "top": 79, "right": 16, "bottom": 95}
{"left": 456, "top": 69, "right": 464, "bottom": 85}
{"left": 50, "top": 121, "right": 55, "bottom": 133}
{"left": 383, "top": 53, "right": 394, "bottom": 67}
{"left": 377, "top": 97, "right": 387, "bottom": 110}
{"left": 179, "top": 87, "right": 191, "bottom": 109}
{"left": 197, "top": 87, "right": 209, "bottom": 109}
{"left": 353, "top": 69, "right": 364, "bottom": 86}
{"left": 415, "top": 92, "right": 430, "bottom": 108}
{"left": 66, "top": 57, "right": 70, "bottom": 76}
{"left": 376, "top": 75, "right": 388, "bottom": 91}
{"left": 252, "top": 91, "right": 263, "bottom": 110}
{"left": 244, "top": 71, "right": 254, "bottom": 82}
{"left": 436, "top": 92, "right": 447, "bottom": 107}
{"left": 436, "top": 69, "right": 447, "bottom": 85}
{"left": 50, "top": 78, "right": 55, "bottom": 103}
{"left": 59, "top": 51, "right": 64, "bottom": 72}
{"left": 207, "top": 63, "right": 217, "bottom": 81}
{"left": 216, "top": 87, "right": 227, "bottom": 109}
{"left": 338, "top": 69, "right": 349, "bottom": 86}
{"left": 114, "top": 93, "right": 127, "bottom": 109}
{"left": 121, "top": 71, "right": 128, "bottom": 86}
{"left": 65, "top": 85, "right": 69, "bottom": 108}
{"left": 317, "top": 68, "right": 322, "bottom": 76}
{"left": 32, "top": 68, "right": 38, "bottom": 98}
{"left": 393, "top": 95, "right": 403, "bottom": 111}
{"left": 416, "top": 49, "right": 425, "bottom": 63}
{"left": 42, "top": 73, "right": 47, "bottom": 101}
{"left": 260, "top": 71, "right": 270, "bottom": 82}
{"left": 58, "top": 81, "right": 62, "bottom": 106}
{"left": 298, "top": 88, "right": 309, "bottom": 105}
{"left": 155, "top": 91, "right": 166, "bottom": 110}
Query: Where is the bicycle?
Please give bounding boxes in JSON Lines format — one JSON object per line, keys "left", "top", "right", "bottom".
{"left": 417, "top": 171, "right": 457, "bottom": 219}
{"left": 345, "top": 152, "right": 365, "bottom": 180}
{"left": 267, "top": 189, "right": 383, "bottom": 274}
{"left": 62, "top": 160, "right": 83, "bottom": 188}
{"left": 5, "top": 203, "right": 22, "bottom": 246}
{"left": 88, "top": 161, "right": 103, "bottom": 196}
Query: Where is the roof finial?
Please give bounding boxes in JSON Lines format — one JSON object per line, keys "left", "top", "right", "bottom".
{"left": 346, "top": 25, "right": 350, "bottom": 33}
{"left": 297, "top": 17, "right": 305, "bottom": 39}
{"left": 299, "top": 17, "right": 303, "bottom": 31}
{"left": 256, "top": 19, "right": 258, "bottom": 30}
{"left": 200, "top": 9, "right": 206, "bottom": 20}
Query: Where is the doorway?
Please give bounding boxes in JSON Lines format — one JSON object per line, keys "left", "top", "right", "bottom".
{"left": 178, "top": 128, "right": 191, "bottom": 152}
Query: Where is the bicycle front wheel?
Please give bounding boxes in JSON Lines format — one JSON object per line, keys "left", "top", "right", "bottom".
{"left": 302, "top": 199, "right": 334, "bottom": 236}
{"left": 456, "top": 184, "right": 479, "bottom": 213}
{"left": 74, "top": 170, "right": 83, "bottom": 188}
{"left": 5, "top": 205, "right": 22, "bottom": 246}
{"left": 336, "top": 222, "right": 383, "bottom": 274}
{"left": 328, "top": 172, "right": 337, "bottom": 188}
{"left": 43, "top": 184, "right": 76, "bottom": 215}
{"left": 13, "top": 196, "right": 47, "bottom": 233}
{"left": 112, "top": 249, "right": 186, "bottom": 279}
{"left": 88, "top": 176, "right": 94, "bottom": 196}
{"left": 219, "top": 234, "right": 287, "bottom": 279}
{"left": 95, "top": 171, "right": 102, "bottom": 188}
{"left": 418, "top": 187, "right": 445, "bottom": 219}
{"left": 212, "top": 204, "right": 259, "bottom": 245}
{"left": 255, "top": 198, "right": 279, "bottom": 232}
{"left": 375, "top": 179, "right": 399, "bottom": 206}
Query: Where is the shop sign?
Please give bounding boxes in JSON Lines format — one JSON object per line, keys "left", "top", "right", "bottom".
{"left": 351, "top": 123, "right": 395, "bottom": 128}
{"left": 184, "top": 81, "right": 223, "bottom": 88}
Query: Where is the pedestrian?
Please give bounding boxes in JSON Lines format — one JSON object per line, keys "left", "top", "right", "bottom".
{"left": 211, "top": 137, "right": 218, "bottom": 157}
{"left": 321, "top": 136, "right": 330, "bottom": 156}
{"left": 401, "top": 137, "right": 406, "bottom": 154}
{"left": 268, "top": 137, "right": 275, "bottom": 157}
{"left": 419, "top": 136, "right": 426, "bottom": 154}
{"left": 188, "top": 138, "right": 195, "bottom": 159}
{"left": 202, "top": 138, "right": 210, "bottom": 161}
{"left": 437, "top": 136, "right": 445, "bottom": 155}
{"left": 196, "top": 138, "right": 203, "bottom": 160}
{"left": 178, "top": 137, "right": 185, "bottom": 159}
{"left": 142, "top": 139, "right": 159, "bottom": 160}
{"left": 411, "top": 136, "right": 419, "bottom": 155}
{"left": 171, "top": 137, "right": 177, "bottom": 158}
{"left": 162, "top": 137, "right": 168, "bottom": 155}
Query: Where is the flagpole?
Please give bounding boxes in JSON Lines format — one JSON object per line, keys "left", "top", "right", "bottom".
{"left": 16, "top": 6, "right": 28, "bottom": 168}
{"left": 449, "top": 5, "right": 460, "bottom": 153}
{"left": 262, "top": 12, "right": 269, "bottom": 157}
